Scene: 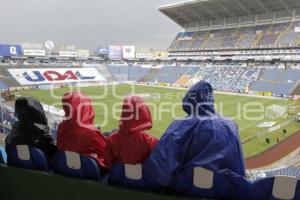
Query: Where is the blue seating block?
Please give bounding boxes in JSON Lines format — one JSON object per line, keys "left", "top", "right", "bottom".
{"left": 0, "top": 146, "right": 7, "bottom": 164}
{"left": 251, "top": 176, "right": 300, "bottom": 200}
{"left": 6, "top": 145, "right": 49, "bottom": 171}
{"left": 53, "top": 151, "right": 102, "bottom": 181}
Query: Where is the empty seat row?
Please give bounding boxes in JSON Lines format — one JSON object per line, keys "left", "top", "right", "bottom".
{"left": 169, "top": 22, "right": 300, "bottom": 51}
{"left": 1, "top": 145, "right": 300, "bottom": 200}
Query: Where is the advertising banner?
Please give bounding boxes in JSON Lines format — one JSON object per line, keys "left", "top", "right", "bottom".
{"left": 108, "top": 46, "right": 122, "bottom": 59}
{"left": 295, "top": 27, "right": 300, "bottom": 32}
{"left": 21, "top": 43, "right": 43, "bottom": 50}
{"left": 8, "top": 68, "right": 106, "bottom": 85}
{"left": 0, "top": 44, "right": 22, "bottom": 57}
{"left": 77, "top": 49, "right": 90, "bottom": 58}
{"left": 23, "top": 49, "right": 46, "bottom": 57}
{"left": 96, "top": 47, "right": 109, "bottom": 55}
{"left": 154, "top": 51, "right": 168, "bottom": 59}
{"left": 135, "top": 52, "right": 154, "bottom": 59}
{"left": 122, "top": 46, "right": 135, "bottom": 59}
{"left": 59, "top": 45, "right": 76, "bottom": 51}
{"left": 59, "top": 51, "right": 78, "bottom": 58}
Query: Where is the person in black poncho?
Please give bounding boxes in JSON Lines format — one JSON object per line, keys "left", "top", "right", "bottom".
{"left": 5, "top": 97, "right": 57, "bottom": 161}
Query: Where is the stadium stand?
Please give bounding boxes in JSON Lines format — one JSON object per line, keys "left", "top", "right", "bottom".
{"left": 160, "top": 0, "right": 300, "bottom": 53}
{"left": 292, "top": 82, "right": 300, "bottom": 95}
{"left": 140, "top": 67, "right": 161, "bottom": 82}
{"left": 265, "top": 167, "right": 300, "bottom": 179}
{"left": 167, "top": 21, "right": 300, "bottom": 51}
{"left": 175, "top": 74, "right": 191, "bottom": 86}
{"left": 250, "top": 81, "right": 295, "bottom": 96}
{"left": 248, "top": 167, "right": 300, "bottom": 182}
{"left": 88, "top": 64, "right": 114, "bottom": 82}
{"left": 107, "top": 65, "right": 130, "bottom": 82}
{"left": 183, "top": 64, "right": 261, "bottom": 92}
{"left": 0, "top": 62, "right": 298, "bottom": 96}
{"left": 250, "top": 68, "right": 300, "bottom": 95}
{"left": 167, "top": 22, "right": 300, "bottom": 50}
{"left": 150, "top": 66, "right": 191, "bottom": 84}
{"left": 0, "top": 67, "right": 20, "bottom": 87}
{"left": 129, "top": 66, "right": 151, "bottom": 82}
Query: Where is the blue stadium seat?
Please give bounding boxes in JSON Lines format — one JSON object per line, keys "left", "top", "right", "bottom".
{"left": 53, "top": 151, "right": 102, "bottom": 181}
{"left": 108, "top": 163, "right": 161, "bottom": 189}
{"left": 250, "top": 176, "right": 300, "bottom": 200}
{"left": 108, "top": 163, "right": 147, "bottom": 188}
{"left": 0, "top": 146, "right": 7, "bottom": 164}
{"left": 172, "top": 167, "right": 251, "bottom": 200}
{"left": 6, "top": 145, "right": 49, "bottom": 171}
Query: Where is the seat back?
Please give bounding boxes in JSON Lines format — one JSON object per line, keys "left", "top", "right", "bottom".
{"left": 0, "top": 146, "right": 7, "bottom": 164}
{"left": 53, "top": 151, "right": 101, "bottom": 181}
{"left": 6, "top": 145, "right": 49, "bottom": 171}
{"left": 108, "top": 163, "right": 146, "bottom": 188}
{"left": 172, "top": 167, "right": 216, "bottom": 198}
{"left": 251, "top": 176, "right": 300, "bottom": 200}
{"left": 172, "top": 167, "right": 250, "bottom": 200}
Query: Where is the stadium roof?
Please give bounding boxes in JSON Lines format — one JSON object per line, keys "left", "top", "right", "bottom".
{"left": 159, "top": 0, "right": 300, "bottom": 27}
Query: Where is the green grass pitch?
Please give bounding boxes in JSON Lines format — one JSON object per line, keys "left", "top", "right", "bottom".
{"left": 17, "top": 84, "right": 300, "bottom": 158}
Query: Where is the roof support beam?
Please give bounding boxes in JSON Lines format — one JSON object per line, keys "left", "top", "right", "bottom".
{"left": 186, "top": 7, "right": 203, "bottom": 21}
{"left": 175, "top": 9, "right": 194, "bottom": 24}
{"left": 215, "top": 1, "right": 235, "bottom": 18}
{"left": 278, "top": 0, "right": 291, "bottom": 13}
{"left": 255, "top": 0, "right": 269, "bottom": 13}
{"left": 199, "top": 4, "right": 219, "bottom": 19}
{"left": 232, "top": 0, "right": 251, "bottom": 15}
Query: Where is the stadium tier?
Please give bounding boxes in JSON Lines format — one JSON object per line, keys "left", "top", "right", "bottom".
{"left": 0, "top": 63, "right": 299, "bottom": 96}
{"left": 168, "top": 21, "right": 300, "bottom": 51}
{"left": 160, "top": 0, "right": 300, "bottom": 54}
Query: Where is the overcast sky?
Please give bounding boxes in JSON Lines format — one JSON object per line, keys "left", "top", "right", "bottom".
{"left": 0, "top": 0, "right": 182, "bottom": 51}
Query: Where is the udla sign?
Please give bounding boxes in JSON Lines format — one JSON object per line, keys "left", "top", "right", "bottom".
{"left": 8, "top": 68, "right": 106, "bottom": 85}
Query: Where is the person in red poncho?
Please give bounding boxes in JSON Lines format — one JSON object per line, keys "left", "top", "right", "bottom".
{"left": 104, "top": 96, "right": 158, "bottom": 169}
{"left": 57, "top": 92, "right": 106, "bottom": 168}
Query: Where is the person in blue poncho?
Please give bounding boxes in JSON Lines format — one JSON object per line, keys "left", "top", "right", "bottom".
{"left": 144, "top": 80, "right": 245, "bottom": 187}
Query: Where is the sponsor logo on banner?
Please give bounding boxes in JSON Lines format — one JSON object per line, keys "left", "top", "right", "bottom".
{"left": 22, "top": 43, "right": 43, "bottom": 50}
{"left": 109, "top": 46, "right": 122, "bottom": 59}
{"left": 77, "top": 49, "right": 90, "bottom": 58}
{"left": 154, "top": 51, "right": 168, "bottom": 59}
{"left": 0, "top": 44, "right": 22, "bottom": 57}
{"left": 8, "top": 68, "right": 106, "bottom": 85}
{"left": 135, "top": 52, "right": 154, "bottom": 59}
{"left": 97, "top": 47, "right": 109, "bottom": 55}
{"left": 59, "top": 51, "right": 78, "bottom": 58}
{"left": 23, "top": 49, "right": 46, "bottom": 57}
{"left": 122, "top": 46, "right": 135, "bottom": 59}
{"left": 295, "top": 27, "right": 300, "bottom": 32}
{"left": 60, "top": 45, "right": 76, "bottom": 51}
{"left": 45, "top": 41, "right": 55, "bottom": 50}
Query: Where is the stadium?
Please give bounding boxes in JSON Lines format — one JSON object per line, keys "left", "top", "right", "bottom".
{"left": 0, "top": 0, "right": 300, "bottom": 199}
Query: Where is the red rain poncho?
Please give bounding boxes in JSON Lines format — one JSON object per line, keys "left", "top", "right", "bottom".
{"left": 104, "top": 96, "right": 158, "bottom": 169}
{"left": 57, "top": 92, "right": 106, "bottom": 167}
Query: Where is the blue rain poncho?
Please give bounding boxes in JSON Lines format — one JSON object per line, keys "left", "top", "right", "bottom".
{"left": 144, "top": 81, "right": 245, "bottom": 187}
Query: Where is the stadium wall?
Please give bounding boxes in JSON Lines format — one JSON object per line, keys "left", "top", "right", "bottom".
{"left": 0, "top": 165, "right": 194, "bottom": 200}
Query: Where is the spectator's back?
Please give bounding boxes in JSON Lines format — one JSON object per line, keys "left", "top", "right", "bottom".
{"left": 144, "top": 81, "right": 245, "bottom": 187}
{"left": 104, "top": 96, "right": 158, "bottom": 169}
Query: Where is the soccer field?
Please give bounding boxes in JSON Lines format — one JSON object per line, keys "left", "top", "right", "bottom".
{"left": 17, "top": 84, "right": 300, "bottom": 158}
